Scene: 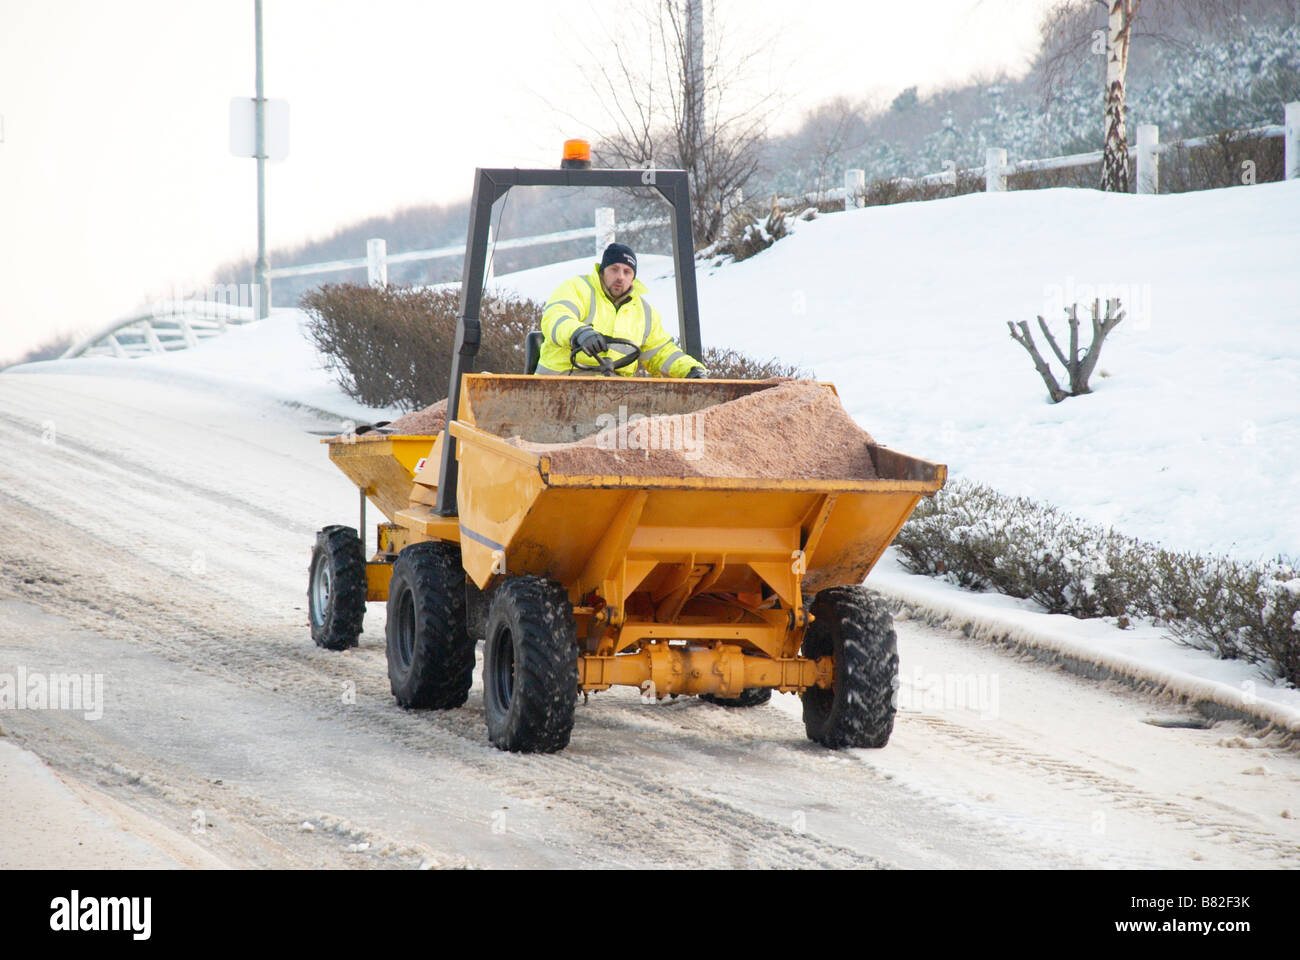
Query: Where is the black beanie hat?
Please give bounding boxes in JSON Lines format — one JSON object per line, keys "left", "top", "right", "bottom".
{"left": 600, "top": 242, "right": 637, "bottom": 276}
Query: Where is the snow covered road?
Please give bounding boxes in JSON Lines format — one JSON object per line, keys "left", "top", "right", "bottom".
{"left": 2, "top": 368, "right": 1297, "bottom": 869}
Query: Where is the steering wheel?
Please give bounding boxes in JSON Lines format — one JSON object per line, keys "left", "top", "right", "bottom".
{"left": 570, "top": 336, "right": 641, "bottom": 376}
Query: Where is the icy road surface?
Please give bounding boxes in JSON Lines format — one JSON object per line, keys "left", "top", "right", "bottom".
{"left": 1, "top": 369, "right": 1298, "bottom": 869}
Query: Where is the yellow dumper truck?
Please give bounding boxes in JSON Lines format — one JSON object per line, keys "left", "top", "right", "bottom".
{"left": 308, "top": 161, "right": 945, "bottom": 753}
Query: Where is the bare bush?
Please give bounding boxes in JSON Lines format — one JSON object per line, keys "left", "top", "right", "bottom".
{"left": 1008, "top": 298, "right": 1123, "bottom": 403}
{"left": 700, "top": 346, "right": 807, "bottom": 380}
{"left": 860, "top": 171, "right": 984, "bottom": 208}
{"left": 300, "top": 284, "right": 538, "bottom": 411}
{"left": 1161, "top": 131, "right": 1285, "bottom": 192}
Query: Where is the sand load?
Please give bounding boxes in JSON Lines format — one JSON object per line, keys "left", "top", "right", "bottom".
{"left": 508, "top": 380, "right": 877, "bottom": 480}
{"left": 361, "top": 381, "right": 877, "bottom": 481}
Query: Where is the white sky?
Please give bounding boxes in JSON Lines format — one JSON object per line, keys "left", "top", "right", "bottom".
{"left": 0, "top": 0, "right": 1060, "bottom": 360}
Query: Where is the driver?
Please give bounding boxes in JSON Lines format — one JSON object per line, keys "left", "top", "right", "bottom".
{"left": 534, "top": 242, "right": 707, "bottom": 377}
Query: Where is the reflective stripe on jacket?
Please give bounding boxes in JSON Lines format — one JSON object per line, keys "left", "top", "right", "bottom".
{"left": 535, "top": 264, "right": 704, "bottom": 377}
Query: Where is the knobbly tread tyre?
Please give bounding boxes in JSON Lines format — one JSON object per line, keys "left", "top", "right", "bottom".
{"left": 482, "top": 576, "right": 579, "bottom": 753}
{"left": 699, "top": 687, "right": 772, "bottom": 708}
{"left": 800, "top": 585, "right": 898, "bottom": 749}
{"left": 308, "top": 525, "right": 367, "bottom": 651}
{"left": 385, "top": 540, "right": 474, "bottom": 709}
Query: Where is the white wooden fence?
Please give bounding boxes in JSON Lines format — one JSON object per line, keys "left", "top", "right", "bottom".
{"left": 809, "top": 101, "right": 1298, "bottom": 210}
{"left": 63, "top": 299, "right": 257, "bottom": 360}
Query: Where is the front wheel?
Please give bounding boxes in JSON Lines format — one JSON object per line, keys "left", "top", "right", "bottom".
{"left": 308, "top": 526, "right": 367, "bottom": 650}
{"left": 482, "top": 576, "right": 578, "bottom": 753}
{"left": 800, "top": 586, "right": 898, "bottom": 748}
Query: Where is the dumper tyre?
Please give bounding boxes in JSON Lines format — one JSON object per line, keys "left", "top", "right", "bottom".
{"left": 308, "top": 525, "right": 367, "bottom": 651}
{"left": 386, "top": 541, "right": 474, "bottom": 709}
{"left": 483, "top": 576, "right": 579, "bottom": 753}
{"left": 800, "top": 586, "right": 897, "bottom": 749}
{"left": 699, "top": 687, "right": 772, "bottom": 708}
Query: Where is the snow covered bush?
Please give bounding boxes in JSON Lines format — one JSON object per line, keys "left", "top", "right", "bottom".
{"left": 898, "top": 480, "right": 1147, "bottom": 616}
{"left": 897, "top": 480, "right": 1300, "bottom": 686}
{"left": 704, "top": 205, "right": 816, "bottom": 264}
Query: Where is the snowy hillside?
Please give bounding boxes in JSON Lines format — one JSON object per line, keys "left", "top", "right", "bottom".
{"left": 502, "top": 182, "right": 1300, "bottom": 562}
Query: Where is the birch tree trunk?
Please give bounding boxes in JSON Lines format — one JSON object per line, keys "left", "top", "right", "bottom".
{"left": 1100, "top": 0, "right": 1141, "bottom": 192}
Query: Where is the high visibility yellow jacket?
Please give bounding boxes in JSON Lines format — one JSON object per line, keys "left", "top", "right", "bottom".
{"left": 535, "top": 264, "right": 705, "bottom": 377}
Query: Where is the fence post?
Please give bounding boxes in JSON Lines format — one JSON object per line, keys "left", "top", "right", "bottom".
{"left": 1286, "top": 101, "right": 1299, "bottom": 181}
{"left": 595, "top": 207, "right": 616, "bottom": 255}
{"left": 844, "top": 169, "right": 865, "bottom": 210}
{"left": 985, "top": 149, "right": 1007, "bottom": 192}
{"left": 1136, "top": 124, "right": 1159, "bottom": 194}
{"left": 366, "top": 238, "right": 388, "bottom": 286}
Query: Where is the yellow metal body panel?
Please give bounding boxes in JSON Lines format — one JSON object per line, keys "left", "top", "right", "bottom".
{"left": 366, "top": 560, "right": 393, "bottom": 602}
{"left": 326, "top": 434, "right": 439, "bottom": 521}
{"left": 324, "top": 374, "right": 946, "bottom": 695}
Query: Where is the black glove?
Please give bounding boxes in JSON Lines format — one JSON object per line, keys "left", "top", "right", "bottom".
{"left": 571, "top": 326, "right": 607, "bottom": 359}
{"left": 684, "top": 366, "right": 707, "bottom": 379}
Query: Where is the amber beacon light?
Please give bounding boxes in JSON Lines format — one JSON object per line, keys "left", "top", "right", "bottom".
{"left": 560, "top": 139, "right": 592, "bottom": 169}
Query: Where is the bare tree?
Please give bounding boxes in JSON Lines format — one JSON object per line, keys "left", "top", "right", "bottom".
{"left": 1036, "top": 0, "right": 1142, "bottom": 191}
{"left": 1037, "top": 0, "right": 1267, "bottom": 191}
{"left": 1100, "top": 0, "right": 1142, "bottom": 191}
{"left": 577, "top": 1, "right": 778, "bottom": 245}
{"left": 795, "top": 96, "right": 872, "bottom": 199}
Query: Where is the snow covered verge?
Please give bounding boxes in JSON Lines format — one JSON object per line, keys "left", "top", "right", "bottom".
{"left": 897, "top": 479, "right": 1300, "bottom": 687}
{"left": 869, "top": 549, "right": 1300, "bottom": 739}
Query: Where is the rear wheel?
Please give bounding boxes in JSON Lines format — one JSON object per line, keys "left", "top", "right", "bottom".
{"left": 385, "top": 541, "right": 474, "bottom": 709}
{"left": 308, "top": 525, "right": 367, "bottom": 650}
{"left": 699, "top": 687, "right": 772, "bottom": 708}
{"left": 800, "top": 586, "right": 898, "bottom": 748}
{"left": 482, "top": 576, "right": 578, "bottom": 753}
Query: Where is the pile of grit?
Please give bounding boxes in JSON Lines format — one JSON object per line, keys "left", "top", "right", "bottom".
{"left": 384, "top": 399, "right": 448, "bottom": 436}
{"left": 367, "top": 381, "right": 876, "bottom": 481}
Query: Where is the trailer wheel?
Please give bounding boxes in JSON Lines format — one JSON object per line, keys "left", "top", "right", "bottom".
{"left": 308, "top": 525, "right": 367, "bottom": 650}
{"left": 482, "top": 576, "right": 578, "bottom": 753}
{"left": 385, "top": 541, "right": 474, "bottom": 709}
{"left": 800, "top": 586, "right": 898, "bottom": 749}
{"left": 699, "top": 687, "right": 772, "bottom": 708}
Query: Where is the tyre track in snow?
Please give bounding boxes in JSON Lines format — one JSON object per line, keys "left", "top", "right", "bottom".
{"left": 908, "top": 713, "right": 1300, "bottom": 865}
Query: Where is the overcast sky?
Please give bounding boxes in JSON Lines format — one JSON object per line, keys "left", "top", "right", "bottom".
{"left": 0, "top": 0, "right": 1060, "bottom": 360}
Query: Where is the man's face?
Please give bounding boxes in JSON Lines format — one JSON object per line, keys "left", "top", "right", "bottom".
{"left": 601, "top": 262, "right": 635, "bottom": 299}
